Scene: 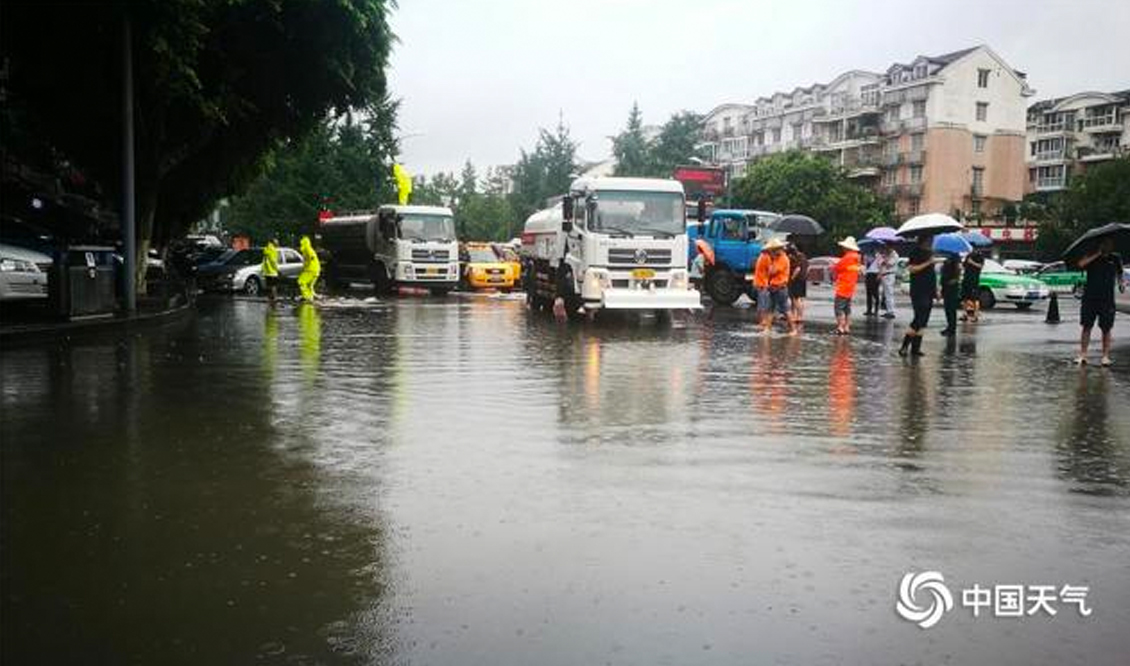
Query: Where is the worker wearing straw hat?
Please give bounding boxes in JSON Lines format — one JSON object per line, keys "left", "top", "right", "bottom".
{"left": 753, "top": 237, "right": 794, "bottom": 334}
{"left": 830, "top": 237, "right": 862, "bottom": 335}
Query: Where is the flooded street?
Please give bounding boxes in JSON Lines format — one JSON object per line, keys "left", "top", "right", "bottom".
{"left": 3, "top": 294, "right": 1129, "bottom": 665}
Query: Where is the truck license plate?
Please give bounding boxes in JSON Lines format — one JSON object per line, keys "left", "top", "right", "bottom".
{"left": 631, "top": 268, "right": 655, "bottom": 280}
{"left": 426, "top": 267, "right": 439, "bottom": 275}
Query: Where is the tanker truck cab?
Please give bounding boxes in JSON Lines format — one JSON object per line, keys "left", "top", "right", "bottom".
{"left": 521, "top": 176, "right": 701, "bottom": 315}
{"left": 322, "top": 205, "right": 459, "bottom": 295}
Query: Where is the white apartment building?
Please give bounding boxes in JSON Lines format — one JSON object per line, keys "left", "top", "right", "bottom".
{"left": 700, "top": 45, "right": 1034, "bottom": 220}
{"left": 1026, "top": 90, "right": 1129, "bottom": 193}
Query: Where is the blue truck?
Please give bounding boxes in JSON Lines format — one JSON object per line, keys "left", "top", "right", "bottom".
{"left": 687, "top": 209, "right": 780, "bottom": 305}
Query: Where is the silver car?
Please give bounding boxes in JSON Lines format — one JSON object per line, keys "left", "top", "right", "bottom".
{"left": 0, "top": 242, "right": 52, "bottom": 301}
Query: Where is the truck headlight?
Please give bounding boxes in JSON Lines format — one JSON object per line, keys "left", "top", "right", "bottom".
{"left": 585, "top": 268, "right": 611, "bottom": 290}
{"left": 669, "top": 269, "right": 689, "bottom": 290}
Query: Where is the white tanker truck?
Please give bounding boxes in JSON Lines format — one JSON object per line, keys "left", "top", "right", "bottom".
{"left": 520, "top": 176, "right": 701, "bottom": 317}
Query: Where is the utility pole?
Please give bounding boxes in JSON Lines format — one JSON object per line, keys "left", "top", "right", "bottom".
{"left": 121, "top": 12, "right": 137, "bottom": 314}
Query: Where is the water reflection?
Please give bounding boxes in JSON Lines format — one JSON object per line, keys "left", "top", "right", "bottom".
{"left": 1057, "top": 369, "right": 1127, "bottom": 494}
{"left": 827, "top": 337, "right": 855, "bottom": 438}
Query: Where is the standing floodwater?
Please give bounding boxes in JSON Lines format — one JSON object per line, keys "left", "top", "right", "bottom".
{"left": 3, "top": 296, "right": 1129, "bottom": 665}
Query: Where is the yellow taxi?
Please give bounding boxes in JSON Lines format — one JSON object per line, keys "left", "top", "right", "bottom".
{"left": 460, "top": 243, "right": 517, "bottom": 291}
{"left": 493, "top": 243, "right": 522, "bottom": 284}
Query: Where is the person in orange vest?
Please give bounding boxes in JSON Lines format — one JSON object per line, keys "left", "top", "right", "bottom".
{"left": 753, "top": 237, "right": 794, "bottom": 334}
{"left": 830, "top": 237, "right": 863, "bottom": 335}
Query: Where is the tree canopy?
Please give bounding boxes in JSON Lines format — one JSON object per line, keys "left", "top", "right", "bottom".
{"left": 1, "top": 0, "right": 395, "bottom": 266}
{"left": 1034, "top": 157, "right": 1130, "bottom": 259}
{"left": 610, "top": 104, "right": 703, "bottom": 178}
{"left": 509, "top": 121, "right": 580, "bottom": 223}
{"left": 731, "top": 150, "right": 892, "bottom": 251}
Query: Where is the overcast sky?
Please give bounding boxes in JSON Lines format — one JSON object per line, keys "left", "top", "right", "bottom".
{"left": 387, "top": 0, "right": 1130, "bottom": 177}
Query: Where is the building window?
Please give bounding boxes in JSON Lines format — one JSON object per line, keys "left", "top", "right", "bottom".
{"left": 976, "top": 102, "right": 989, "bottom": 122}
{"left": 771, "top": 128, "right": 781, "bottom": 144}
{"left": 974, "top": 135, "right": 987, "bottom": 153}
{"left": 972, "top": 167, "right": 985, "bottom": 194}
{"left": 910, "top": 166, "right": 923, "bottom": 184}
{"left": 912, "top": 100, "right": 926, "bottom": 118}
{"left": 882, "top": 169, "right": 896, "bottom": 187}
{"left": 971, "top": 199, "right": 981, "bottom": 216}
{"left": 977, "top": 68, "right": 990, "bottom": 88}
{"left": 909, "top": 198, "right": 921, "bottom": 215}
{"left": 911, "top": 133, "right": 924, "bottom": 152}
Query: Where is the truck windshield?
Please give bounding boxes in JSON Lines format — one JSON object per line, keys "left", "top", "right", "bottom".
{"left": 399, "top": 214, "right": 456, "bottom": 242}
{"left": 589, "top": 191, "right": 684, "bottom": 237}
{"left": 466, "top": 248, "right": 498, "bottom": 263}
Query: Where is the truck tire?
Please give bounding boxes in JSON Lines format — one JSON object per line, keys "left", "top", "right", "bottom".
{"left": 705, "top": 268, "right": 742, "bottom": 306}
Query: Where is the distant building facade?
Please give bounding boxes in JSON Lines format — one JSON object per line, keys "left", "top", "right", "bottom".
{"left": 1025, "top": 90, "right": 1129, "bottom": 194}
{"left": 699, "top": 45, "right": 1034, "bottom": 221}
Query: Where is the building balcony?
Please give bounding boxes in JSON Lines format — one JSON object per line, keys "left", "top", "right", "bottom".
{"left": 908, "top": 182, "right": 924, "bottom": 197}
{"left": 899, "top": 150, "right": 926, "bottom": 165}
{"left": 1035, "top": 123, "right": 1068, "bottom": 135}
{"left": 1035, "top": 177, "right": 1066, "bottom": 191}
{"left": 880, "top": 119, "right": 901, "bottom": 134}
{"left": 848, "top": 165, "right": 881, "bottom": 179}
{"left": 1032, "top": 150, "right": 1066, "bottom": 163}
{"left": 1080, "top": 117, "right": 1122, "bottom": 133}
{"left": 903, "top": 116, "right": 927, "bottom": 132}
{"left": 971, "top": 184, "right": 984, "bottom": 199}
{"left": 882, "top": 153, "right": 900, "bottom": 167}
{"left": 906, "top": 86, "right": 929, "bottom": 101}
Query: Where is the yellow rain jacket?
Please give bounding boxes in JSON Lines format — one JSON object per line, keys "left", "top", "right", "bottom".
{"left": 298, "top": 236, "right": 321, "bottom": 302}
{"left": 261, "top": 242, "right": 279, "bottom": 278}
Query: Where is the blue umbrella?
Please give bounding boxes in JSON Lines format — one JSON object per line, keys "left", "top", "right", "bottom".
{"left": 961, "top": 230, "right": 992, "bottom": 248}
{"left": 933, "top": 233, "right": 973, "bottom": 256}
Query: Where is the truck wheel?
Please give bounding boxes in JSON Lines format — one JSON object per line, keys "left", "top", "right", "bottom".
{"left": 244, "top": 275, "right": 261, "bottom": 296}
{"left": 705, "top": 269, "right": 742, "bottom": 306}
{"left": 979, "top": 289, "right": 996, "bottom": 310}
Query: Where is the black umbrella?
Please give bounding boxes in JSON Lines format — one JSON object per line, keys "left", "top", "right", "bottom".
{"left": 770, "top": 214, "right": 824, "bottom": 236}
{"left": 1061, "top": 223, "right": 1130, "bottom": 266}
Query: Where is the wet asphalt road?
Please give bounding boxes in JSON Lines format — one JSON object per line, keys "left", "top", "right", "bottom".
{"left": 2, "top": 289, "right": 1129, "bottom": 665}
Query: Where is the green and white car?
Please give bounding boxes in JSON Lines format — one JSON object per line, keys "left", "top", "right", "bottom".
{"left": 1035, "top": 261, "right": 1087, "bottom": 297}
{"left": 978, "top": 259, "right": 1050, "bottom": 310}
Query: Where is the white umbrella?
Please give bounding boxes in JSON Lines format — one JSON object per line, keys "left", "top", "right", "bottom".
{"left": 896, "top": 213, "right": 964, "bottom": 238}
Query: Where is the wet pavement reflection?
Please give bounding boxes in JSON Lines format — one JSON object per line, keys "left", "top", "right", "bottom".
{"left": 3, "top": 295, "right": 1129, "bottom": 664}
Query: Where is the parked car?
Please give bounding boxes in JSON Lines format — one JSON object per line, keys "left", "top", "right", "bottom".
{"left": 806, "top": 256, "right": 837, "bottom": 284}
{"left": 196, "top": 247, "right": 301, "bottom": 294}
{"left": 0, "top": 242, "right": 52, "bottom": 302}
{"left": 978, "top": 259, "right": 1050, "bottom": 309}
{"left": 1036, "top": 261, "right": 1086, "bottom": 297}
{"left": 1002, "top": 259, "right": 1043, "bottom": 275}
{"left": 460, "top": 243, "right": 516, "bottom": 291}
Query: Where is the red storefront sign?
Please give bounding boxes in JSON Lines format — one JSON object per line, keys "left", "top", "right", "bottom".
{"left": 673, "top": 166, "right": 726, "bottom": 197}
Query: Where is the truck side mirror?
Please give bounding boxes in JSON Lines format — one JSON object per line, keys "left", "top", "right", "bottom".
{"left": 562, "top": 196, "right": 574, "bottom": 221}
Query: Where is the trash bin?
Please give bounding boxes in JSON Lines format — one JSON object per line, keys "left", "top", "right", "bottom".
{"left": 48, "top": 246, "right": 118, "bottom": 319}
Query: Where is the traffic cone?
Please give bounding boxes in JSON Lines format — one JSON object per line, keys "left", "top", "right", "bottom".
{"left": 1045, "top": 291, "right": 1060, "bottom": 324}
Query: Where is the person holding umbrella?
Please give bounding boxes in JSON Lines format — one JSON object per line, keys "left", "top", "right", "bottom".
{"left": 863, "top": 248, "right": 882, "bottom": 317}
{"left": 939, "top": 252, "right": 962, "bottom": 337}
{"left": 786, "top": 242, "right": 808, "bottom": 326}
{"left": 830, "top": 237, "right": 862, "bottom": 335}
{"left": 960, "top": 249, "right": 985, "bottom": 322}
{"left": 1075, "top": 238, "right": 1123, "bottom": 366}
{"left": 899, "top": 235, "right": 936, "bottom": 357}
{"left": 878, "top": 244, "right": 899, "bottom": 319}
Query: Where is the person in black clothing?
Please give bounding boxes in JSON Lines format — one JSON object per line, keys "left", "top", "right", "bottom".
{"left": 960, "top": 250, "right": 984, "bottom": 322}
{"left": 1076, "top": 239, "right": 1123, "bottom": 366}
{"left": 864, "top": 250, "right": 881, "bottom": 316}
{"left": 786, "top": 243, "right": 809, "bottom": 326}
{"left": 899, "top": 235, "right": 936, "bottom": 357}
{"left": 939, "top": 254, "right": 962, "bottom": 336}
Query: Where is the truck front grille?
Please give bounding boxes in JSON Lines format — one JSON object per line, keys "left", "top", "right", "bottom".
{"left": 608, "top": 248, "right": 672, "bottom": 267}
{"left": 411, "top": 249, "right": 450, "bottom": 262}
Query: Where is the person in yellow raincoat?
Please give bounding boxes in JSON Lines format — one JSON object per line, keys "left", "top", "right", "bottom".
{"left": 297, "top": 235, "right": 321, "bottom": 302}
{"left": 261, "top": 238, "right": 280, "bottom": 303}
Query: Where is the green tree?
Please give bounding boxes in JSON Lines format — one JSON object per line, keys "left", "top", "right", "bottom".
{"left": 1035, "top": 157, "right": 1130, "bottom": 260}
{"left": 510, "top": 120, "right": 579, "bottom": 222}
{"left": 649, "top": 111, "right": 703, "bottom": 177}
{"left": 459, "top": 160, "right": 479, "bottom": 201}
{"left": 612, "top": 102, "right": 651, "bottom": 177}
{"left": 731, "top": 150, "right": 892, "bottom": 251}
{"left": 226, "top": 100, "right": 400, "bottom": 244}
{"left": 2, "top": 0, "right": 394, "bottom": 287}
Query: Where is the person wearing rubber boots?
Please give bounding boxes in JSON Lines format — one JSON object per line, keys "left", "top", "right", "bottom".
{"left": 297, "top": 235, "right": 321, "bottom": 303}
{"left": 899, "top": 235, "right": 936, "bottom": 357}
{"left": 261, "top": 238, "right": 280, "bottom": 304}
